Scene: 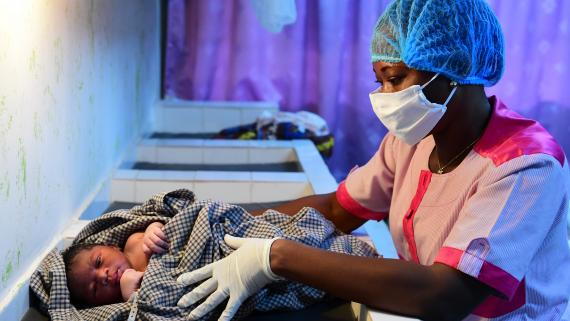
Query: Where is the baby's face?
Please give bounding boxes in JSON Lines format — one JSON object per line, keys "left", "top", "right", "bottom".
{"left": 68, "top": 245, "right": 132, "bottom": 306}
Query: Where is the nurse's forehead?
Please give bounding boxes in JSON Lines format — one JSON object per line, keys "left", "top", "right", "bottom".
{"left": 372, "top": 61, "right": 408, "bottom": 73}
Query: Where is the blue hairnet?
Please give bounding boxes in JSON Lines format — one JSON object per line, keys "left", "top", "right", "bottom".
{"left": 371, "top": 0, "right": 505, "bottom": 86}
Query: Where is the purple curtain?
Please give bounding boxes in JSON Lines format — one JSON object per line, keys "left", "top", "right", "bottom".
{"left": 485, "top": 0, "right": 570, "bottom": 160}
{"left": 164, "top": 0, "right": 570, "bottom": 181}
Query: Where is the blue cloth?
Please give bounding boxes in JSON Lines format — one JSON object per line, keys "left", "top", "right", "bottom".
{"left": 371, "top": 0, "right": 505, "bottom": 86}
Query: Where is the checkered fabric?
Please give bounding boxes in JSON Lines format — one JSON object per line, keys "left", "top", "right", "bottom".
{"left": 30, "top": 189, "right": 378, "bottom": 320}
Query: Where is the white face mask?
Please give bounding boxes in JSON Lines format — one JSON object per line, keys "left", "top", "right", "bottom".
{"left": 369, "top": 73, "right": 457, "bottom": 146}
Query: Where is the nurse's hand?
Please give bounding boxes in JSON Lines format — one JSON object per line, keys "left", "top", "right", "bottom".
{"left": 177, "top": 235, "right": 282, "bottom": 321}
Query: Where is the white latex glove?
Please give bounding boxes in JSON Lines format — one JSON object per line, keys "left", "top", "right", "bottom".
{"left": 177, "top": 235, "right": 282, "bottom": 321}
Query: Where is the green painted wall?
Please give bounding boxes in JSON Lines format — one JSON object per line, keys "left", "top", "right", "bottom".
{"left": 0, "top": 0, "right": 160, "bottom": 303}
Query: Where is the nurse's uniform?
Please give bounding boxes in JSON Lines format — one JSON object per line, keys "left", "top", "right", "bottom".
{"left": 337, "top": 97, "right": 570, "bottom": 320}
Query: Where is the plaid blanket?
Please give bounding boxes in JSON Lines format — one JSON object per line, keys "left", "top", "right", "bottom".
{"left": 30, "top": 189, "right": 378, "bottom": 321}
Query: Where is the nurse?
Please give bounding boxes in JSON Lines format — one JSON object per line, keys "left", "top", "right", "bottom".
{"left": 177, "top": 0, "right": 570, "bottom": 320}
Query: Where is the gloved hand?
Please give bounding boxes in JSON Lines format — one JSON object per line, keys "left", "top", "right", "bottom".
{"left": 177, "top": 235, "right": 282, "bottom": 321}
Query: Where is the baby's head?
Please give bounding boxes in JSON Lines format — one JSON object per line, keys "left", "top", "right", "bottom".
{"left": 62, "top": 243, "right": 132, "bottom": 307}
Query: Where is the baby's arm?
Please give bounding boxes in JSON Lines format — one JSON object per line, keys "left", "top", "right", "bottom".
{"left": 124, "top": 222, "right": 169, "bottom": 271}
{"left": 124, "top": 232, "right": 148, "bottom": 271}
{"left": 142, "top": 222, "right": 169, "bottom": 255}
{"left": 120, "top": 269, "right": 144, "bottom": 301}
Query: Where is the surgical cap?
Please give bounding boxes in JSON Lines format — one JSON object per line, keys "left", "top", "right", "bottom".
{"left": 371, "top": 0, "right": 505, "bottom": 86}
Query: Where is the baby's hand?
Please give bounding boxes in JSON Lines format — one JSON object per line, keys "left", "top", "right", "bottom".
{"left": 120, "top": 268, "right": 144, "bottom": 301}
{"left": 142, "top": 222, "right": 169, "bottom": 255}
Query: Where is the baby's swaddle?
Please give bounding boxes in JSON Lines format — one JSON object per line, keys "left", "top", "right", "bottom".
{"left": 30, "top": 189, "right": 378, "bottom": 321}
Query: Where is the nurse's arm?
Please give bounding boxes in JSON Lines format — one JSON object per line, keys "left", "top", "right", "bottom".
{"left": 249, "top": 192, "right": 366, "bottom": 233}
{"left": 270, "top": 240, "right": 494, "bottom": 321}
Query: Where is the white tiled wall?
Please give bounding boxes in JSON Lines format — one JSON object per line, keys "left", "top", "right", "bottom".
{"left": 109, "top": 140, "right": 331, "bottom": 204}
{"left": 248, "top": 148, "right": 297, "bottom": 163}
{"left": 193, "top": 182, "right": 253, "bottom": 203}
{"left": 134, "top": 139, "right": 300, "bottom": 165}
{"left": 111, "top": 170, "right": 313, "bottom": 204}
{"left": 111, "top": 179, "right": 136, "bottom": 202}
{"left": 294, "top": 140, "right": 337, "bottom": 194}
{"left": 202, "top": 108, "right": 242, "bottom": 132}
{"left": 136, "top": 145, "right": 158, "bottom": 162}
{"left": 202, "top": 140, "right": 251, "bottom": 147}
{"left": 202, "top": 148, "right": 249, "bottom": 164}
{"left": 250, "top": 182, "right": 313, "bottom": 202}
{"left": 158, "top": 107, "right": 203, "bottom": 133}
{"left": 134, "top": 180, "right": 193, "bottom": 203}
{"left": 156, "top": 147, "right": 204, "bottom": 164}
{"left": 194, "top": 171, "right": 251, "bottom": 181}
{"left": 154, "top": 100, "right": 279, "bottom": 133}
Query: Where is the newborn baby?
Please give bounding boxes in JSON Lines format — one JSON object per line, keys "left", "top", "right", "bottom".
{"left": 62, "top": 222, "right": 168, "bottom": 307}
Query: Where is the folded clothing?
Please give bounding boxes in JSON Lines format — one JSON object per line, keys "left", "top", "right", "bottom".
{"left": 215, "top": 111, "right": 335, "bottom": 158}
{"left": 30, "top": 189, "right": 378, "bottom": 321}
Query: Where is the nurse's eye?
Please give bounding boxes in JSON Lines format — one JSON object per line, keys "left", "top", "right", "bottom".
{"left": 95, "top": 255, "right": 102, "bottom": 268}
{"left": 387, "top": 76, "right": 403, "bottom": 86}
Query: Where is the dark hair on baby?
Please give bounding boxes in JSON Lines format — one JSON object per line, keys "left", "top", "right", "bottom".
{"left": 61, "top": 242, "right": 112, "bottom": 307}
{"left": 62, "top": 243, "right": 106, "bottom": 275}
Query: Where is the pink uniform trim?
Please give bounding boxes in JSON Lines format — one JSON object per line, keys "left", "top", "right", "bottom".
{"left": 472, "top": 280, "right": 526, "bottom": 318}
{"left": 402, "top": 170, "right": 432, "bottom": 264}
{"left": 474, "top": 96, "right": 565, "bottom": 167}
{"left": 336, "top": 181, "right": 387, "bottom": 221}
{"left": 435, "top": 247, "right": 525, "bottom": 317}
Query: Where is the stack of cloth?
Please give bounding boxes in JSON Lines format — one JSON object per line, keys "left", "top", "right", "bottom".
{"left": 215, "top": 111, "right": 335, "bottom": 158}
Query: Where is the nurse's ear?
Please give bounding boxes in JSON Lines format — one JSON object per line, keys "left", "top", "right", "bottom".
{"left": 420, "top": 72, "right": 457, "bottom": 106}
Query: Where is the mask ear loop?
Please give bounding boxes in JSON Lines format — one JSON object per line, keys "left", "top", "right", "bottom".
{"left": 420, "top": 73, "right": 458, "bottom": 106}
{"left": 443, "top": 81, "right": 458, "bottom": 106}
{"left": 420, "top": 73, "right": 441, "bottom": 89}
